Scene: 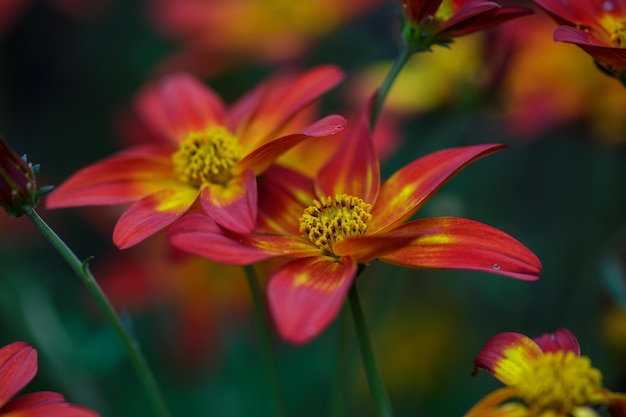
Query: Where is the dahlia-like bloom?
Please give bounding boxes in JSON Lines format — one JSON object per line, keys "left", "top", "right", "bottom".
{"left": 0, "top": 341, "right": 99, "bottom": 416}
{"left": 534, "top": 0, "right": 626, "bottom": 80}
{"left": 169, "top": 112, "right": 542, "bottom": 344}
{"left": 467, "top": 328, "right": 626, "bottom": 417}
{"left": 46, "top": 66, "right": 345, "bottom": 248}
{"left": 401, "top": 0, "right": 532, "bottom": 50}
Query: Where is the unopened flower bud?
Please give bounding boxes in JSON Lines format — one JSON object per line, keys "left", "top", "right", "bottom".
{"left": 0, "top": 137, "right": 50, "bottom": 216}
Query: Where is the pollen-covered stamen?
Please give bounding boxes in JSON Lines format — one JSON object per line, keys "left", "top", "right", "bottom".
{"left": 172, "top": 126, "right": 241, "bottom": 187}
{"left": 299, "top": 194, "right": 372, "bottom": 254}
{"left": 515, "top": 350, "right": 602, "bottom": 414}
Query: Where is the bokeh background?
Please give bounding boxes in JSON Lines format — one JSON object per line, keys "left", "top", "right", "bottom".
{"left": 1, "top": 1, "right": 626, "bottom": 416}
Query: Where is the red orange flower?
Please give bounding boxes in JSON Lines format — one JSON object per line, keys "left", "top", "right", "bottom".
{"left": 0, "top": 341, "right": 99, "bottom": 416}
{"left": 169, "top": 112, "right": 542, "bottom": 344}
{"left": 467, "top": 328, "right": 626, "bottom": 417}
{"left": 401, "top": 0, "right": 532, "bottom": 49}
{"left": 534, "top": 0, "right": 626, "bottom": 80}
{"left": 46, "top": 66, "right": 345, "bottom": 248}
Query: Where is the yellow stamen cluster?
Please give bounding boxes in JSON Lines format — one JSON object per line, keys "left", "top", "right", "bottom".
{"left": 299, "top": 194, "right": 372, "bottom": 255}
{"left": 515, "top": 350, "right": 603, "bottom": 414}
{"left": 599, "top": 11, "right": 626, "bottom": 46}
{"left": 172, "top": 126, "right": 241, "bottom": 187}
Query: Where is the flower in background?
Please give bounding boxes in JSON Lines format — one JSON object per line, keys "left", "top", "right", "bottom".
{"left": 467, "top": 328, "right": 626, "bottom": 417}
{"left": 533, "top": 0, "right": 626, "bottom": 82}
{"left": 147, "top": 0, "right": 386, "bottom": 75}
{"left": 401, "top": 0, "right": 532, "bottom": 50}
{"left": 169, "top": 111, "right": 542, "bottom": 344}
{"left": 0, "top": 341, "right": 99, "bottom": 416}
{"left": 46, "top": 66, "right": 345, "bottom": 248}
{"left": 491, "top": 12, "right": 626, "bottom": 142}
{"left": 0, "top": 136, "right": 52, "bottom": 217}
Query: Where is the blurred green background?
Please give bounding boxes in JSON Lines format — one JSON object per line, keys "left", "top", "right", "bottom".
{"left": 1, "top": 1, "right": 626, "bottom": 416}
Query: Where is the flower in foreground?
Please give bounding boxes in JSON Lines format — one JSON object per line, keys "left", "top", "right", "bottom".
{"left": 46, "top": 66, "right": 345, "bottom": 248}
{"left": 0, "top": 341, "right": 99, "bottom": 416}
{"left": 467, "top": 328, "right": 626, "bottom": 416}
{"left": 169, "top": 113, "right": 542, "bottom": 344}
{"left": 534, "top": 0, "right": 626, "bottom": 81}
{"left": 401, "top": 0, "right": 532, "bottom": 50}
{"left": 0, "top": 136, "right": 51, "bottom": 217}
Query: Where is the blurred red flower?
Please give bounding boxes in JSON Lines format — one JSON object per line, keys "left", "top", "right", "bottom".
{"left": 46, "top": 66, "right": 345, "bottom": 248}
{"left": 0, "top": 341, "right": 99, "bottom": 416}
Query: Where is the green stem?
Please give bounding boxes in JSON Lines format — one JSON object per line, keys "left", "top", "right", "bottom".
{"left": 244, "top": 265, "right": 285, "bottom": 417}
{"left": 330, "top": 304, "right": 349, "bottom": 417}
{"left": 26, "top": 210, "right": 170, "bottom": 417}
{"left": 369, "top": 42, "right": 413, "bottom": 130}
{"left": 348, "top": 276, "right": 394, "bottom": 417}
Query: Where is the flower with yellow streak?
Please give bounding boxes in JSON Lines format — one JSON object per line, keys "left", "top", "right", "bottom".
{"left": 46, "top": 66, "right": 345, "bottom": 248}
{"left": 467, "top": 328, "right": 626, "bottom": 417}
{"left": 534, "top": 0, "right": 626, "bottom": 82}
{"left": 168, "top": 111, "right": 542, "bottom": 345}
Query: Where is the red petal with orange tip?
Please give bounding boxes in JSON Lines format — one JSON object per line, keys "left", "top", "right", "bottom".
{"left": 113, "top": 186, "right": 198, "bottom": 249}
{"left": 473, "top": 332, "right": 542, "bottom": 386}
{"left": 256, "top": 165, "right": 315, "bottom": 234}
{"left": 236, "top": 114, "right": 346, "bottom": 175}
{"left": 379, "top": 217, "right": 541, "bottom": 281}
{"left": 0, "top": 342, "right": 37, "bottom": 409}
{"left": 316, "top": 112, "right": 380, "bottom": 204}
{"left": 159, "top": 72, "right": 227, "bottom": 141}
{"left": 45, "top": 150, "right": 176, "bottom": 208}
{"left": 240, "top": 65, "right": 344, "bottom": 140}
{"left": 533, "top": 328, "right": 580, "bottom": 355}
{"left": 199, "top": 168, "right": 257, "bottom": 233}
{"left": 268, "top": 255, "right": 356, "bottom": 345}
{"left": 369, "top": 144, "right": 505, "bottom": 234}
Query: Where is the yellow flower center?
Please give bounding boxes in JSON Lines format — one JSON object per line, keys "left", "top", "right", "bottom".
{"left": 299, "top": 194, "right": 372, "bottom": 255}
{"left": 598, "top": 6, "right": 626, "bottom": 46}
{"left": 515, "top": 351, "right": 603, "bottom": 414}
{"left": 171, "top": 127, "right": 241, "bottom": 187}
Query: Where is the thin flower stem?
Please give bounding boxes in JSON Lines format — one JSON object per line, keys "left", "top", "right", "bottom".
{"left": 26, "top": 209, "right": 170, "bottom": 417}
{"left": 331, "top": 304, "right": 350, "bottom": 417}
{"left": 369, "top": 42, "right": 413, "bottom": 130}
{"left": 244, "top": 265, "right": 285, "bottom": 417}
{"left": 348, "top": 278, "right": 394, "bottom": 417}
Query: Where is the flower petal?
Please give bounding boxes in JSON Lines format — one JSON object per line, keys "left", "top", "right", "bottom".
{"left": 45, "top": 150, "right": 177, "bottom": 208}
{"left": 160, "top": 72, "right": 227, "bottom": 141}
{"left": 199, "top": 168, "right": 257, "bottom": 233}
{"left": 316, "top": 112, "right": 380, "bottom": 204}
{"left": 333, "top": 233, "right": 423, "bottom": 262}
{"left": 168, "top": 213, "right": 283, "bottom": 265}
{"left": 473, "top": 332, "right": 543, "bottom": 386}
{"left": 268, "top": 256, "right": 356, "bottom": 344}
{"left": 2, "top": 392, "right": 99, "bottom": 417}
{"left": 369, "top": 144, "right": 506, "bottom": 234}
{"left": 440, "top": 3, "right": 531, "bottom": 38}
{"left": 256, "top": 165, "right": 316, "bottom": 234}
{"left": 236, "top": 114, "right": 346, "bottom": 175}
{"left": 113, "top": 186, "right": 197, "bottom": 249}
{"left": 0, "top": 342, "right": 37, "bottom": 409}
{"left": 463, "top": 387, "right": 523, "bottom": 417}
{"left": 554, "top": 26, "right": 626, "bottom": 70}
{"left": 378, "top": 217, "right": 541, "bottom": 281}
{"left": 533, "top": 328, "right": 580, "bottom": 355}
{"left": 234, "top": 65, "right": 344, "bottom": 148}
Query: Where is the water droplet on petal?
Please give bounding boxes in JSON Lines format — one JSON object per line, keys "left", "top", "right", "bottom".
{"left": 492, "top": 264, "right": 501, "bottom": 270}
